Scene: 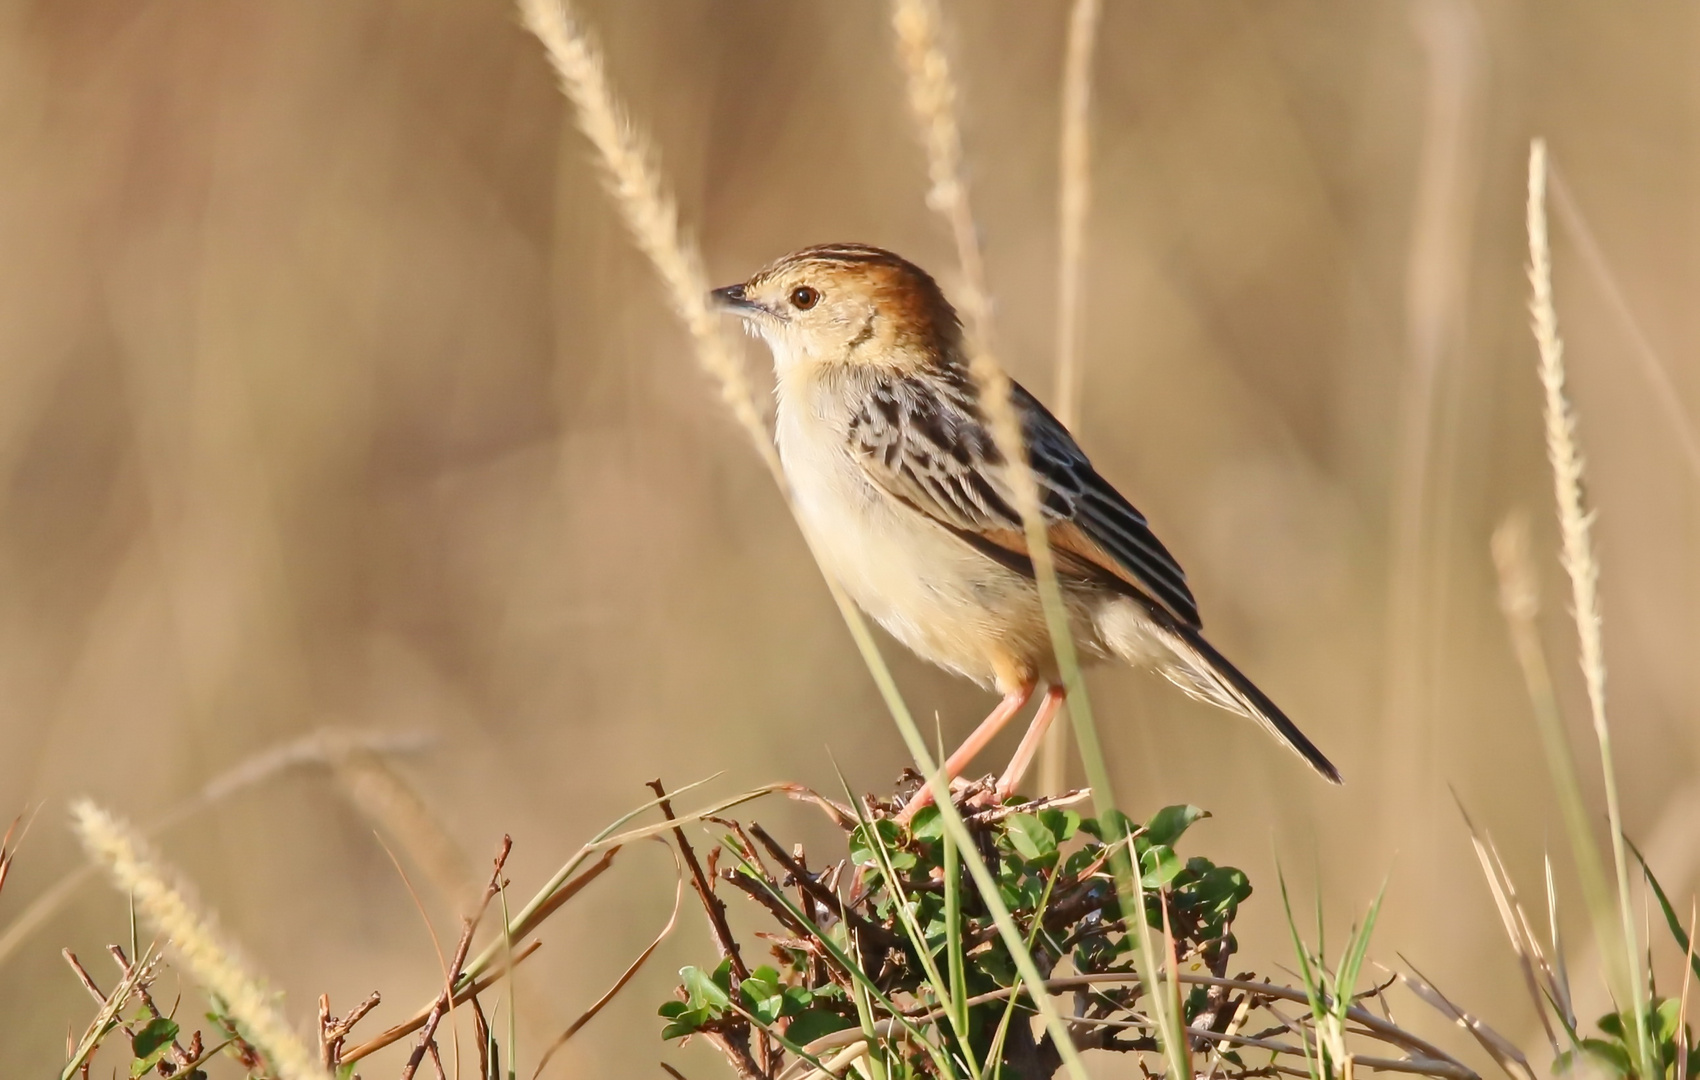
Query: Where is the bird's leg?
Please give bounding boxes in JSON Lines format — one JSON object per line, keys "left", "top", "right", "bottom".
{"left": 995, "top": 685, "right": 1068, "bottom": 801}
{"left": 898, "top": 684, "right": 1035, "bottom": 822}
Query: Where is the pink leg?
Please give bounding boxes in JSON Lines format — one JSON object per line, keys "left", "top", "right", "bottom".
{"left": 996, "top": 685, "right": 1068, "bottom": 800}
{"left": 899, "top": 684, "right": 1035, "bottom": 821}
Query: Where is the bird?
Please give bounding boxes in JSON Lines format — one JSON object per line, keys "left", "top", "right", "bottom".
{"left": 711, "top": 243, "right": 1340, "bottom": 814}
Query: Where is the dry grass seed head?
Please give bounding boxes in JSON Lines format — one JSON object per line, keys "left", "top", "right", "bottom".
{"left": 71, "top": 800, "right": 333, "bottom": 1080}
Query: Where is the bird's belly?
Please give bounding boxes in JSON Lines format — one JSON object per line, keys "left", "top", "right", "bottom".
{"left": 781, "top": 440, "right": 1062, "bottom": 688}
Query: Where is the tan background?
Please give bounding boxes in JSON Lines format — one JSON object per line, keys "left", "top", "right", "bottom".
{"left": 2, "top": 1, "right": 1698, "bottom": 1075}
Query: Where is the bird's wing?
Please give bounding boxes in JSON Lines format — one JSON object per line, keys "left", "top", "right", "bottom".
{"left": 846, "top": 374, "right": 1201, "bottom": 629}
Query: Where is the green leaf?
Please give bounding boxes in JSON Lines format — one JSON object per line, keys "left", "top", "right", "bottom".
{"left": 1575, "top": 1037, "right": 1634, "bottom": 1077}
{"left": 1038, "top": 807, "right": 1080, "bottom": 843}
{"left": 781, "top": 986, "right": 813, "bottom": 1017}
{"left": 1080, "top": 809, "right": 1134, "bottom": 843}
{"left": 1630, "top": 837, "right": 1700, "bottom": 984}
{"left": 129, "top": 1017, "right": 179, "bottom": 1076}
{"left": 741, "top": 968, "right": 786, "bottom": 1025}
{"left": 1061, "top": 847, "right": 1101, "bottom": 879}
{"left": 1005, "top": 814, "right": 1057, "bottom": 862}
{"left": 848, "top": 825, "right": 877, "bottom": 866}
{"left": 1144, "top": 805, "right": 1208, "bottom": 847}
{"left": 1195, "top": 866, "right": 1251, "bottom": 912}
{"left": 849, "top": 819, "right": 914, "bottom": 870}
{"left": 658, "top": 1000, "right": 690, "bottom": 1019}
{"left": 784, "top": 1008, "right": 855, "bottom": 1047}
{"left": 1140, "top": 845, "right": 1184, "bottom": 889}
{"left": 1652, "top": 997, "right": 1682, "bottom": 1046}
{"left": 908, "top": 805, "right": 945, "bottom": 841}
{"left": 681, "top": 962, "right": 731, "bottom": 1013}
{"left": 978, "top": 947, "right": 1017, "bottom": 987}
{"left": 660, "top": 1007, "right": 713, "bottom": 1040}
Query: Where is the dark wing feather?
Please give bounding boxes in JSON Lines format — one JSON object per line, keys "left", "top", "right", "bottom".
{"left": 847, "top": 373, "right": 1201, "bottom": 629}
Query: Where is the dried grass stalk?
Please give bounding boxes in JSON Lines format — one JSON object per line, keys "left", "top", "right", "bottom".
{"left": 889, "top": 0, "right": 1027, "bottom": 488}
{"left": 71, "top": 800, "right": 333, "bottom": 1080}
{"left": 517, "top": 0, "right": 779, "bottom": 478}
{"left": 330, "top": 749, "right": 476, "bottom": 910}
{"left": 520, "top": 6, "right": 1125, "bottom": 1077}
{"left": 1039, "top": 0, "right": 1101, "bottom": 798}
{"left": 889, "top": 2, "right": 1179, "bottom": 1073}
{"left": 1527, "top": 136, "right": 1649, "bottom": 1069}
{"left": 886, "top": 0, "right": 1073, "bottom": 739}
{"left": 0, "top": 727, "right": 430, "bottom": 972}
{"left": 1052, "top": 0, "right": 1100, "bottom": 431}
{"left": 890, "top": 0, "right": 988, "bottom": 328}
{"left": 1549, "top": 170, "right": 1700, "bottom": 486}
{"left": 1528, "top": 140, "right": 1610, "bottom": 841}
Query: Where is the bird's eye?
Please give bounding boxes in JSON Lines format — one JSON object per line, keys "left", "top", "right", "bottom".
{"left": 789, "top": 286, "right": 820, "bottom": 311}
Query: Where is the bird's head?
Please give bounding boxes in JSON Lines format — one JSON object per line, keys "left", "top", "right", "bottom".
{"left": 711, "top": 244, "right": 962, "bottom": 373}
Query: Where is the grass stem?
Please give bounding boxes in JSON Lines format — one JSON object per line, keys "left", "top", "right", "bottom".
{"left": 1527, "top": 137, "right": 1652, "bottom": 1079}
{"left": 1038, "top": 0, "right": 1101, "bottom": 801}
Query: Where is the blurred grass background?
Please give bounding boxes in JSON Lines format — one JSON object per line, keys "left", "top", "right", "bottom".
{"left": 2, "top": 1, "right": 1698, "bottom": 1074}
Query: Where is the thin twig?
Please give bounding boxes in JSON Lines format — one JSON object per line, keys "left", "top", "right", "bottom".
{"left": 531, "top": 842, "right": 685, "bottom": 1078}
{"left": 748, "top": 823, "right": 903, "bottom": 950}
{"left": 649, "top": 781, "right": 748, "bottom": 982}
{"left": 61, "top": 950, "right": 110, "bottom": 1010}
{"left": 340, "top": 941, "right": 541, "bottom": 1064}
{"left": 320, "top": 990, "right": 382, "bottom": 1068}
{"left": 647, "top": 780, "right": 765, "bottom": 1079}
{"left": 60, "top": 945, "right": 159, "bottom": 1080}
{"left": 109, "top": 945, "right": 192, "bottom": 1068}
{"left": 401, "top": 837, "right": 513, "bottom": 1080}
{"left": 790, "top": 971, "right": 1472, "bottom": 1076}
{"left": 508, "top": 847, "right": 621, "bottom": 944}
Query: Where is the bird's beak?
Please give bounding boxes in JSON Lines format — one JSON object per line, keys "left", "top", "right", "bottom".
{"left": 710, "top": 282, "right": 761, "bottom": 317}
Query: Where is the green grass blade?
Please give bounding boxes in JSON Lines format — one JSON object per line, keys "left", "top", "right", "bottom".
{"left": 823, "top": 589, "right": 1098, "bottom": 1080}
{"left": 849, "top": 965, "right": 891, "bottom": 1080}
{"left": 1277, "top": 867, "right": 1328, "bottom": 1080}
{"left": 1334, "top": 882, "right": 1387, "bottom": 1021}
{"left": 720, "top": 842, "right": 950, "bottom": 1075}
{"left": 841, "top": 779, "right": 983, "bottom": 1080}
{"left": 944, "top": 824, "right": 968, "bottom": 1046}
{"left": 1629, "top": 837, "right": 1700, "bottom": 983}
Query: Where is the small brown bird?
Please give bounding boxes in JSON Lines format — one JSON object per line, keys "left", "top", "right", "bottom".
{"left": 712, "top": 243, "right": 1340, "bottom": 811}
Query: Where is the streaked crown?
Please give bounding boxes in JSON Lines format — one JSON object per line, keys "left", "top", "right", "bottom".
{"left": 714, "top": 243, "right": 963, "bottom": 368}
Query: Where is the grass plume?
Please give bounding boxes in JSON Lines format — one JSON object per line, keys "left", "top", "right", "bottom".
{"left": 1527, "top": 137, "right": 1651, "bottom": 1078}
{"left": 890, "top": 1, "right": 1182, "bottom": 1070}
{"left": 71, "top": 799, "right": 333, "bottom": 1080}
{"left": 517, "top": 0, "right": 779, "bottom": 477}
{"left": 521, "top": 2, "right": 1123, "bottom": 1075}
{"left": 0, "top": 727, "right": 431, "bottom": 972}
{"left": 890, "top": 0, "right": 988, "bottom": 334}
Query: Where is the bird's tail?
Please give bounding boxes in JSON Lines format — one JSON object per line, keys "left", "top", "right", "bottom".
{"left": 1150, "top": 620, "right": 1343, "bottom": 785}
